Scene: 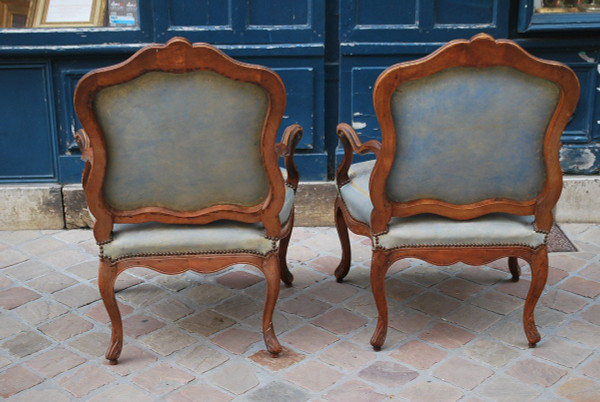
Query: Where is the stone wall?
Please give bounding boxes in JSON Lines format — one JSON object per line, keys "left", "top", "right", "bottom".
{"left": 1, "top": 177, "right": 599, "bottom": 229}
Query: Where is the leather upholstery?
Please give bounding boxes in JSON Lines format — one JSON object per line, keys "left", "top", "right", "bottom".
{"left": 387, "top": 66, "right": 559, "bottom": 204}
{"left": 338, "top": 160, "right": 546, "bottom": 248}
{"left": 102, "top": 171, "right": 294, "bottom": 261}
{"left": 102, "top": 221, "right": 278, "bottom": 261}
{"left": 280, "top": 184, "right": 295, "bottom": 225}
{"left": 377, "top": 214, "right": 547, "bottom": 249}
{"left": 339, "top": 160, "right": 374, "bottom": 225}
{"left": 95, "top": 70, "right": 270, "bottom": 211}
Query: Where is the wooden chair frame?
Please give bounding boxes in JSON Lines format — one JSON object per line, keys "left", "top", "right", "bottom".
{"left": 74, "top": 37, "right": 303, "bottom": 363}
{"left": 334, "top": 34, "right": 579, "bottom": 350}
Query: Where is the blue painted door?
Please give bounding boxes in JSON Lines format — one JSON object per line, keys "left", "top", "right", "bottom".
{"left": 0, "top": 0, "right": 328, "bottom": 183}
{"left": 1, "top": 0, "right": 598, "bottom": 183}
{"left": 0, "top": 63, "right": 57, "bottom": 181}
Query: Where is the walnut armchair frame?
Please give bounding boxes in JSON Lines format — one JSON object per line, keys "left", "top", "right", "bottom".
{"left": 74, "top": 37, "right": 303, "bottom": 363}
{"left": 334, "top": 34, "right": 579, "bottom": 350}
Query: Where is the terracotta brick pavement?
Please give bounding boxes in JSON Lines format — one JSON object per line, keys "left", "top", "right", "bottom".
{"left": 0, "top": 224, "right": 599, "bottom": 400}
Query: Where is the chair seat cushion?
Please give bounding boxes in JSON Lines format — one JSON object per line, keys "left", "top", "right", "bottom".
{"left": 102, "top": 221, "right": 277, "bottom": 261}
{"left": 378, "top": 214, "right": 547, "bottom": 249}
{"left": 102, "top": 177, "right": 295, "bottom": 262}
{"left": 339, "top": 160, "right": 547, "bottom": 249}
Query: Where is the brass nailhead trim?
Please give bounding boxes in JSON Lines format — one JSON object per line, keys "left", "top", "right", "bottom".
{"left": 372, "top": 229, "right": 389, "bottom": 237}
{"left": 101, "top": 247, "right": 278, "bottom": 264}
{"left": 374, "top": 240, "right": 547, "bottom": 251}
{"left": 337, "top": 183, "right": 388, "bottom": 238}
{"left": 373, "top": 228, "right": 549, "bottom": 251}
{"left": 337, "top": 179, "right": 351, "bottom": 188}
{"left": 99, "top": 233, "right": 280, "bottom": 263}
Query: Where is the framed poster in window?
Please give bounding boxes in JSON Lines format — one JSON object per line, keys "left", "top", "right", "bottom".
{"left": 107, "top": 0, "right": 137, "bottom": 26}
{"left": 31, "top": 0, "right": 105, "bottom": 27}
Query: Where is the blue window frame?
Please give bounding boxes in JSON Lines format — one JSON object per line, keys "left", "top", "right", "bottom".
{"left": 518, "top": 0, "right": 600, "bottom": 31}
{"left": 0, "top": 3, "right": 153, "bottom": 47}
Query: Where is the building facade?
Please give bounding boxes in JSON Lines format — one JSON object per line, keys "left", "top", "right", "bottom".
{"left": 0, "top": 0, "right": 598, "bottom": 224}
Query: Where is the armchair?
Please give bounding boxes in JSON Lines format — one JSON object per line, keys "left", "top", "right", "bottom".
{"left": 334, "top": 34, "right": 579, "bottom": 350}
{"left": 74, "top": 37, "right": 302, "bottom": 363}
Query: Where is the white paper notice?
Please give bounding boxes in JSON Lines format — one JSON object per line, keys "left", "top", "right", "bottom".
{"left": 45, "top": 0, "right": 93, "bottom": 23}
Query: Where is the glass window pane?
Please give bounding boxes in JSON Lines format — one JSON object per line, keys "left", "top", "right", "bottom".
{"left": 0, "top": 0, "right": 140, "bottom": 29}
{"left": 534, "top": 0, "right": 600, "bottom": 14}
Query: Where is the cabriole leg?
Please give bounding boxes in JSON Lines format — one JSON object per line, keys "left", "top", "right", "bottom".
{"left": 523, "top": 249, "right": 549, "bottom": 348}
{"left": 278, "top": 214, "right": 294, "bottom": 288}
{"left": 508, "top": 257, "right": 521, "bottom": 282}
{"left": 261, "top": 253, "right": 282, "bottom": 356}
{"left": 370, "top": 250, "right": 392, "bottom": 350}
{"left": 98, "top": 259, "right": 123, "bottom": 364}
{"left": 334, "top": 197, "right": 352, "bottom": 283}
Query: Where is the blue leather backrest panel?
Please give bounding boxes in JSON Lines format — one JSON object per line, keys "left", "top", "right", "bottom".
{"left": 386, "top": 66, "right": 560, "bottom": 204}
{"left": 94, "top": 71, "right": 270, "bottom": 211}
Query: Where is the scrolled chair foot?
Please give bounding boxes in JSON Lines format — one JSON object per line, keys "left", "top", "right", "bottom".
{"left": 263, "top": 323, "right": 282, "bottom": 357}
{"left": 105, "top": 338, "right": 122, "bottom": 364}
{"left": 508, "top": 257, "right": 521, "bottom": 282}
{"left": 334, "top": 263, "right": 349, "bottom": 283}
{"left": 524, "top": 320, "right": 541, "bottom": 349}
{"left": 369, "top": 321, "right": 387, "bottom": 351}
{"left": 281, "top": 270, "right": 294, "bottom": 288}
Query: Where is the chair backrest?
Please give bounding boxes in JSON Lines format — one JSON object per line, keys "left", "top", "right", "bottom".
{"left": 74, "top": 37, "right": 287, "bottom": 242}
{"left": 369, "top": 34, "right": 579, "bottom": 234}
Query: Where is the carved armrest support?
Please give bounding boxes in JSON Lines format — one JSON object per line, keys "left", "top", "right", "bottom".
{"left": 336, "top": 122, "right": 381, "bottom": 187}
{"left": 74, "top": 129, "right": 93, "bottom": 188}
{"left": 275, "top": 124, "right": 303, "bottom": 190}
{"left": 74, "top": 129, "right": 92, "bottom": 162}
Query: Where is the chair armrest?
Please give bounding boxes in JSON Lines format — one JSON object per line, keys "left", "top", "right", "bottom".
{"left": 336, "top": 123, "right": 381, "bottom": 187}
{"left": 275, "top": 124, "right": 303, "bottom": 190}
{"left": 74, "top": 129, "right": 93, "bottom": 188}
{"left": 74, "top": 129, "right": 92, "bottom": 162}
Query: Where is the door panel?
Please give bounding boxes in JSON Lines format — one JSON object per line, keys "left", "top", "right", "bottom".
{"left": 354, "top": 0, "right": 416, "bottom": 26}
{"left": 0, "top": 63, "right": 57, "bottom": 181}
{"left": 434, "top": 0, "right": 494, "bottom": 25}
{"left": 341, "top": 0, "right": 508, "bottom": 43}
{"left": 169, "top": 0, "right": 230, "bottom": 27}
{"left": 275, "top": 68, "right": 316, "bottom": 150}
{"left": 156, "top": 0, "right": 323, "bottom": 44}
{"left": 248, "top": 0, "right": 309, "bottom": 26}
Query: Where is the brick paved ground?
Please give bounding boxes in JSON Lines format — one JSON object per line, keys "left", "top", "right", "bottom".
{"left": 0, "top": 224, "right": 599, "bottom": 401}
